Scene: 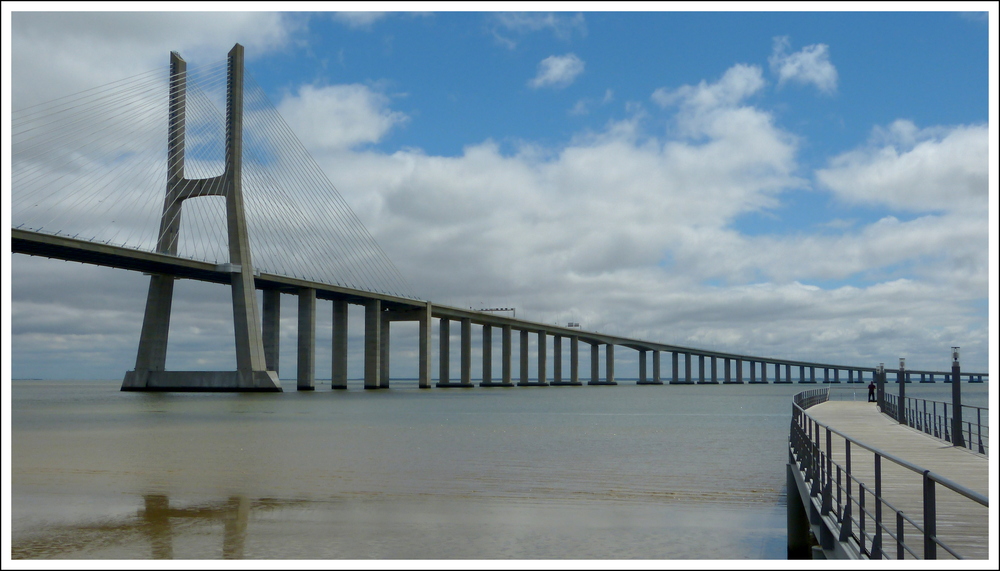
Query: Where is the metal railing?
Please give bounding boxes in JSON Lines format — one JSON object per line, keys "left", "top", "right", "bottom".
{"left": 789, "top": 389, "right": 989, "bottom": 559}
{"left": 882, "top": 394, "right": 988, "bottom": 455}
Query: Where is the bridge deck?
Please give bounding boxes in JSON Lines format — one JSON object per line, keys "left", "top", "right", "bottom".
{"left": 806, "top": 401, "right": 989, "bottom": 559}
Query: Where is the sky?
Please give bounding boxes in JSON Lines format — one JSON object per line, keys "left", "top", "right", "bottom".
{"left": 3, "top": 4, "right": 997, "bottom": 382}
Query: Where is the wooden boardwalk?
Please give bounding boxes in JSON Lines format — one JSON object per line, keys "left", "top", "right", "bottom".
{"left": 806, "top": 400, "right": 990, "bottom": 560}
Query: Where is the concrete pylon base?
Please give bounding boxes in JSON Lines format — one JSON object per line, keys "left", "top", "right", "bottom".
{"left": 517, "top": 381, "right": 550, "bottom": 386}
{"left": 480, "top": 381, "right": 514, "bottom": 387}
{"left": 122, "top": 370, "right": 281, "bottom": 392}
{"left": 587, "top": 381, "right": 617, "bottom": 386}
{"left": 436, "top": 382, "right": 474, "bottom": 388}
{"left": 636, "top": 380, "right": 663, "bottom": 385}
{"left": 550, "top": 381, "right": 583, "bottom": 386}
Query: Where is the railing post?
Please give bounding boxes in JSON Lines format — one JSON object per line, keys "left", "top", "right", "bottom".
{"left": 923, "top": 472, "right": 936, "bottom": 559}
{"left": 859, "top": 482, "right": 867, "bottom": 556}
{"left": 839, "top": 440, "right": 853, "bottom": 542}
{"left": 872, "top": 454, "right": 883, "bottom": 559}
{"left": 896, "top": 511, "right": 905, "bottom": 560}
{"left": 822, "top": 427, "right": 832, "bottom": 515}
{"left": 977, "top": 408, "right": 984, "bottom": 454}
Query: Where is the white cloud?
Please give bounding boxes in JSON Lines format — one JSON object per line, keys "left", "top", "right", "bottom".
{"left": 529, "top": 54, "right": 585, "bottom": 89}
{"left": 491, "top": 13, "right": 587, "bottom": 48}
{"left": 768, "top": 36, "right": 838, "bottom": 94}
{"left": 332, "top": 12, "right": 387, "bottom": 29}
{"left": 276, "top": 84, "right": 409, "bottom": 151}
{"left": 816, "top": 120, "right": 988, "bottom": 214}
{"left": 11, "top": 12, "right": 299, "bottom": 109}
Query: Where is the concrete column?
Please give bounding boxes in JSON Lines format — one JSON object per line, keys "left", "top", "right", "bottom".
{"left": 605, "top": 344, "right": 615, "bottom": 384}
{"left": 297, "top": 288, "right": 316, "bottom": 390}
{"left": 833, "top": 369, "right": 840, "bottom": 384}
{"left": 461, "top": 317, "right": 471, "bottom": 385}
{"left": 823, "top": 368, "right": 830, "bottom": 384}
{"left": 417, "top": 303, "right": 431, "bottom": 388}
{"left": 537, "top": 331, "right": 547, "bottom": 385}
{"left": 672, "top": 351, "right": 679, "bottom": 383}
{"left": 685, "top": 353, "right": 692, "bottom": 383}
{"left": 724, "top": 358, "right": 732, "bottom": 383}
{"left": 502, "top": 325, "right": 512, "bottom": 384}
{"left": 519, "top": 329, "right": 529, "bottom": 383}
{"left": 439, "top": 318, "right": 450, "bottom": 384}
{"left": 653, "top": 351, "right": 661, "bottom": 383}
{"left": 736, "top": 358, "right": 743, "bottom": 384}
{"left": 698, "top": 355, "right": 705, "bottom": 383}
{"left": 774, "top": 363, "right": 780, "bottom": 384}
{"left": 749, "top": 361, "right": 756, "bottom": 383}
{"left": 639, "top": 350, "right": 647, "bottom": 383}
{"left": 590, "top": 343, "right": 600, "bottom": 383}
{"left": 553, "top": 335, "right": 562, "bottom": 383}
{"left": 711, "top": 356, "right": 717, "bottom": 383}
{"left": 262, "top": 290, "right": 280, "bottom": 375}
{"left": 364, "top": 299, "right": 381, "bottom": 389}
{"left": 379, "top": 310, "right": 390, "bottom": 388}
{"left": 331, "top": 299, "right": 348, "bottom": 389}
{"left": 786, "top": 364, "right": 792, "bottom": 384}
{"left": 482, "top": 324, "right": 492, "bottom": 384}
{"left": 570, "top": 336, "right": 579, "bottom": 384}
{"left": 810, "top": 367, "right": 816, "bottom": 383}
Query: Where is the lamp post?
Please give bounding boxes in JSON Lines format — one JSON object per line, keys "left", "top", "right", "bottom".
{"left": 897, "top": 358, "right": 906, "bottom": 424}
{"left": 876, "top": 363, "right": 885, "bottom": 412}
{"left": 951, "top": 347, "right": 964, "bottom": 448}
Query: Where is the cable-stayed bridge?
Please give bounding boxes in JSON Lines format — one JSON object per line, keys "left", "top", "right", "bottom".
{"left": 10, "top": 44, "right": 988, "bottom": 392}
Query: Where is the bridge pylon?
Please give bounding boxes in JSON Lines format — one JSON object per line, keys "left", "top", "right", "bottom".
{"left": 123, "top": 44, "right": 281, "bottom": 391}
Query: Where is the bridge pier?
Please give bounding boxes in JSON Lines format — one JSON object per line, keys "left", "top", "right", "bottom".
{"left": 364, "top": 299, "right": 382, "bottom": 389}
{"left": 554, "top": 335, "right": 582, "bottom": 385}
{"left": 460, "top": 318, "right": 472, "bottom": 386}
{"left": 297, "top": 288, "right": 316, "bottom": 390}
{"left": 480, "top": 324, "right": 493, "bottom": 386}
{"left": 502, "top": 325, "right": 513, "bottom": 384}
{"left": 262, "top": 290, "right": 280, "bottom": 375}
{"left": 636, "top": 350, "right": 648, "bottom": 384}
{"left": 332, "top": 300, "right": 348, "bottom": 389}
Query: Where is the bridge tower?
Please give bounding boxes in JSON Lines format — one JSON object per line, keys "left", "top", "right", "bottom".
{"left": 122, "top": 44, "right": 281, "bottom": 391}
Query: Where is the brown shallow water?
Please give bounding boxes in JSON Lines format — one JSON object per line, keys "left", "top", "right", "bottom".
{"left": 14, "top": 379, "right": 977, "bottom": 560}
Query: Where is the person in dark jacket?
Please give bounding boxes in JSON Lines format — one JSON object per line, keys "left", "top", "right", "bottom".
{"left": 867, "top": 381, "right": 876, "bottom": 402}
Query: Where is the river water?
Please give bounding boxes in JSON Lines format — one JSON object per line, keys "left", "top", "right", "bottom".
{"left": 8, "top": 379, "right": 990, "bottom": 561}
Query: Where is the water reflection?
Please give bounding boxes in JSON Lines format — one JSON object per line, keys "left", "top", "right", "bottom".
{"left": 13, "top": 493, "right": 304, "bottom": 560}
{"left": 140, "top": 494, "right": 251, "bottom": 559}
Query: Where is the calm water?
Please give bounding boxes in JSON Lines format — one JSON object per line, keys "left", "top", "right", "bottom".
{"left": 8, "top": 379, "right": 990, "bottom": 560}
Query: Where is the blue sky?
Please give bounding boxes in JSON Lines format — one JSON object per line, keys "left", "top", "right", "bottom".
{"left": 5, "top": 6, "right": 996, "bottom": 378}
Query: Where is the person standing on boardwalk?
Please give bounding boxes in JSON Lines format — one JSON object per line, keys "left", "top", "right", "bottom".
{"left": 867, "top": 381, "right": 876, "bottom": 402}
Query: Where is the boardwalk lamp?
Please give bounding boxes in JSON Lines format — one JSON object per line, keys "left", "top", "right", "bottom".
{"left": 897, "top": 357, "right": 906, "bottom": 423}
{"left": 952, "top": 347, "right": 964, "bottom": 447}
{"left": 876, "top": 363, "right": 885, "bottom": 410}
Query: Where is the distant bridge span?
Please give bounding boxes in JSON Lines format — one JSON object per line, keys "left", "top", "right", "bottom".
{"left": 14, "top": 227, "right": 987, "bottom": 392}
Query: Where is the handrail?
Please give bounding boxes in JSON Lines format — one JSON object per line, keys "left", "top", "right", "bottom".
{"left": 881, "top": 394, "right": 988, "bottom": 455}
{"left": 789, "top": 390, "right": 988, "bottom": 559}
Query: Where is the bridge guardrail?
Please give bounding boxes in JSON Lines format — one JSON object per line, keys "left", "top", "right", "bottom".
{"left": 789, "top": 389, "right": 988, "bottom": 559}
